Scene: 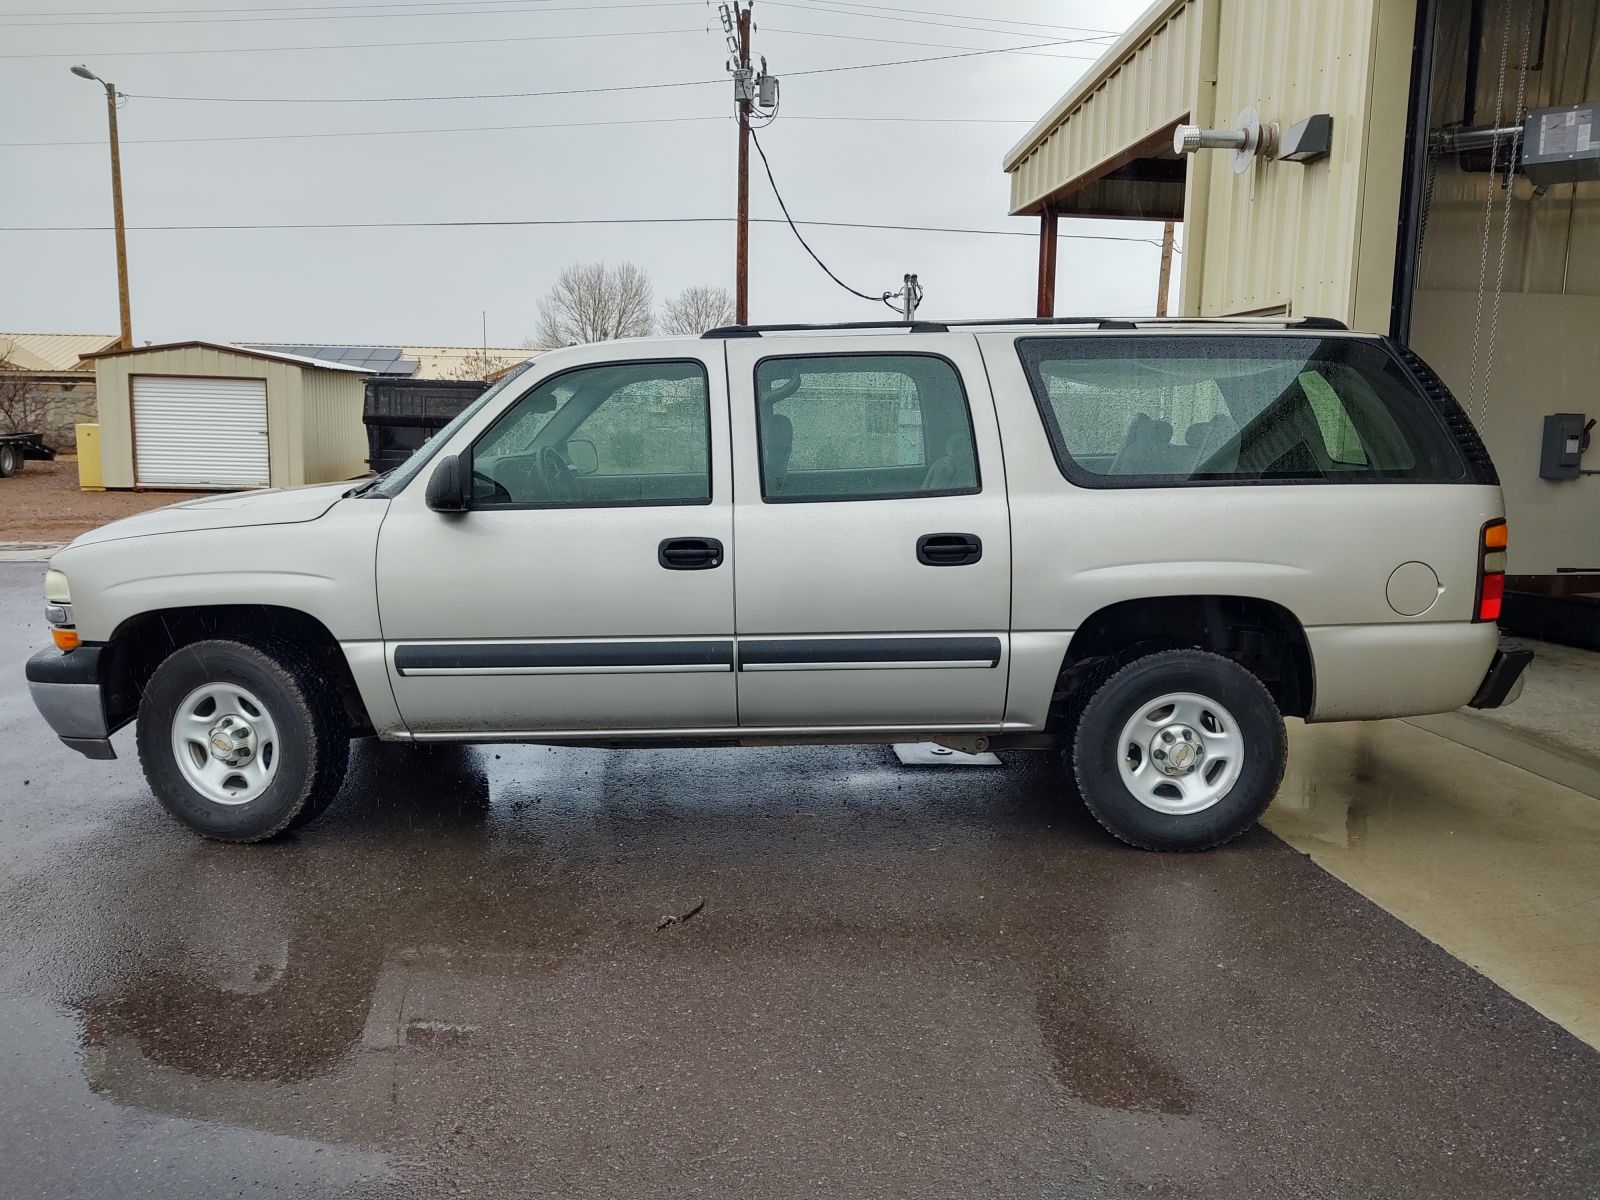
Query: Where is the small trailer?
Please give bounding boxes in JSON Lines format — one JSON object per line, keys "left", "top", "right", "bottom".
{"left": 0, "top": 432, "right": 55, "bottom": 478}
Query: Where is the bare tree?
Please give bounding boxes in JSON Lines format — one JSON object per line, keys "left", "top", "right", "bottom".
{"left": 0, "top": 342, "right": 54, "bottom": 436}
{"left": 530, "top": 261, "right": 654, "bottom": 349}
{"left": 658, "top": 285, "right": 736, "bottom": 335}
{"left": 446, "top": 349, "right": 522, "bottom": 382}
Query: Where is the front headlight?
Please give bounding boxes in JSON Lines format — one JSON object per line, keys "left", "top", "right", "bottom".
{"left": 44, "top": 569, "right": 71, "bottom": 604}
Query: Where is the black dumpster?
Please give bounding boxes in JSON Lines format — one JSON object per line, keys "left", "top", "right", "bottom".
{"left": 363, "top": 379, "right": 486, "bottom": 475}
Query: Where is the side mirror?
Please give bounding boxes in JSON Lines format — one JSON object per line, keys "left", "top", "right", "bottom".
{"left": 425, "top": 453, "right": 469, "bottom": 512}
{"left": 565, "top": 438, "right": 600, "bottom": 476}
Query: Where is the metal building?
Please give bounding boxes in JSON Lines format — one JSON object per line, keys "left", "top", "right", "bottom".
{"left": 88, "top": 341, "right": 372, "bottom": 491}
{"left": 1006, "top": 0, "right": 1599, "bottom": 597}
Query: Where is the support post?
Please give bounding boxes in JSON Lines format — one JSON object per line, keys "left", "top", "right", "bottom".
{"left": 1155, "top": 220, "right": 1175, "bottom": 316}
{"left": 1036, "top": 205, "right": 1058, "bottom": 318}
{"left": 735, "top": 4, "right": 752, "bottom": 325}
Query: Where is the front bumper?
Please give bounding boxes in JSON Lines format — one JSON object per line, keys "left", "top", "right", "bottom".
{"left": 25, "top": 646, "right": 117, "bottom": 760}
{"left": 1467, "top": 645, "right": 1534, "bottom": 710}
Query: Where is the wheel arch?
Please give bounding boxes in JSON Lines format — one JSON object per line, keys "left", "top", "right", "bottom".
{"left": 102, "top": 604, "right": 373, "bottom": 735}
{"left": 1056, "top": 594, "right": 1314, "bottom": 720}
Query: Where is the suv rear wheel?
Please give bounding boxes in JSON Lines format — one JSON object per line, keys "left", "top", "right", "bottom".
{"left": 1069, "top": 649, "right": 1286, "bottom": 851}
{"left": 135, "top": 639, "right": 349, "bottom": 841}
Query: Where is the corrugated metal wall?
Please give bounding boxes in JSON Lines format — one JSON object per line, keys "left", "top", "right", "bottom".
{"left": 1004, "top": 0, "right": 1418, "bottom": 332}
{"left": 1005, "top": 0, "right": 1204, "bottom": 214}
{"left": 300, "top": 367, "right": 369, "bottom": 483}
{"left": 1192, "top": 0, "right": 1415, "bottom": 328}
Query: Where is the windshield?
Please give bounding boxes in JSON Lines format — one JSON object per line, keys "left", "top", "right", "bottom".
{"left": 371, "top": 361, "right": 535, "bottom": 497}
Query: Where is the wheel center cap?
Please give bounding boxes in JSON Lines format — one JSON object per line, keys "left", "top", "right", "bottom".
{"left": 208, "top": 715, "right": 257, "bottom": 766}
{"left": 1150, "top": 723, "right": 1204, "bottom": 776}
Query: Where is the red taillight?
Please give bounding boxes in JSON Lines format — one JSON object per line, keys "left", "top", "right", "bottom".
{"left": 1475, "top": 520, "right": 1507, "bottom": 622}
{"left": 1478, "top": 572, "right": 1504, "bottom": 622}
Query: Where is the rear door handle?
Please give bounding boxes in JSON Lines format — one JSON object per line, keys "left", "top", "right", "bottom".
{"left": 917, "top": 532, "right": 983, "bottom": 566}
{"left": 658, "top": 537, "right": 724, "bottom": 570}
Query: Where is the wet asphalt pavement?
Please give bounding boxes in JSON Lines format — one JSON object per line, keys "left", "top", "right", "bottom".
{"left": 2, "top": 562, "right": 1599, "bottom": 1198}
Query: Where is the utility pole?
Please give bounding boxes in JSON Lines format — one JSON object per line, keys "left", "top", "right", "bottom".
{"left": 734, "top": 3, "right": 753, "bottom": 325}
{"left": 1155, "top": 220, "right": 1175, "bottom": 317}
{"left": 72, "top": 65, "right": 132, "bottom": 349}
{"left": 898, "top": 274, "right": 922, "bottom": 322}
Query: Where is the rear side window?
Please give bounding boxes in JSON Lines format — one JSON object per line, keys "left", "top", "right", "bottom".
{"left": 754, "top": 353, "right": 979, "bottom": 502}
{"left": 1016, "top": 336, "right": 1468, "bottom": 487}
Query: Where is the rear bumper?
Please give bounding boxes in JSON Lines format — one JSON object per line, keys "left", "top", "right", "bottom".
{"left": 25, "top": 646, "right": 117, "bottom": 760}
{"left": 1467, "top": 645, "right": 1534, "bottom": 710}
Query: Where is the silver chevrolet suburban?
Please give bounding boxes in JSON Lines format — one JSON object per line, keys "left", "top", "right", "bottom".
{"left": 26, "top": 318, "right": 1530, "bottom": 850}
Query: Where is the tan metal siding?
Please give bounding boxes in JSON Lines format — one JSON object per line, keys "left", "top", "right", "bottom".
{"left": 299, "top": 368, "right": 368, "bottom": 484}
{"left": 1006, "top": 0, "right": 1204, "bottom": 214}
{"left": 1196, "top": 0, "right": 1412, "bottom": 330}
{"left": 1005, "top": 0, "right": 1416, "bottom": 332}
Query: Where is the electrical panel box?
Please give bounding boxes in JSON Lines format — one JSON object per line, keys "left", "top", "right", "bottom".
{"left": 1539, "top": 413, "right": 1588, "bottom": 480}
{"left": 1522, "top": 104, "right": 1599, "bottom": 186}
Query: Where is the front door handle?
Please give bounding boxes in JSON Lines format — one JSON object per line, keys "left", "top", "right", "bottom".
{"left": 917, "top": 532, "right": 983, "bottom": 567}
{"left": 659, "top": 537, "right": 724, "bottom": 570}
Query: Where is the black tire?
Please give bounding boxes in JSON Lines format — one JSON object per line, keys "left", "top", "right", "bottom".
{"left": 0, "top": 445, "right": 19, "bottom": 478}
{"left": 136, "top": 638, "right": 349, "bottom": 842}
{"left": 1068, "top": 649, "right": 1286, "bottom": 851}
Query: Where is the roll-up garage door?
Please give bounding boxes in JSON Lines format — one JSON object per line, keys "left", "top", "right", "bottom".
{"left": 133, "top": 376, "right": 270, "bottom": 488}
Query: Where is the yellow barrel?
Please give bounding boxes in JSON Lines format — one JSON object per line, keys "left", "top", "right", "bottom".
{"left": 75, "top": 423, "right": 103, "bottom": 490}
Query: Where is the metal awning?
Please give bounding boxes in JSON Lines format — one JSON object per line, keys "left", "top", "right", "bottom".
{"left": 1003, "top": 0, "right": 1206, "bottom": 219}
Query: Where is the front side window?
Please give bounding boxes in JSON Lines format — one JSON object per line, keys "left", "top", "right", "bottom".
{"left": 754, "top": 354, "right": 979, "bottom": 502}
{"left": 471, "top": 360, "right": 710, "bottom": 507}
{"left": 1017, "top": 336, "right": 1467, "bottom": 487}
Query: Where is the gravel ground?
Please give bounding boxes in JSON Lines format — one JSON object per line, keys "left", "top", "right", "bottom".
{"left": 0, "top": 456, "right": 190, "bottom": 542}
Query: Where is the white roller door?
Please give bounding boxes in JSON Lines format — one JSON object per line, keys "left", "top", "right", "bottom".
{"left": 133, "top": 376, "right": 270, "bottom": 488}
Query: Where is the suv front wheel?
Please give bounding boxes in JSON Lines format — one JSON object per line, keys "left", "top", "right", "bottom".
{"left": 1069, "top": 649, "right": 1286, "bottom": 851}
{"left": 136, "top": 639, "right": 350, "bottom": 841}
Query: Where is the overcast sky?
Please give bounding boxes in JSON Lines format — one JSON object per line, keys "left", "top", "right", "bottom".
{"left": 1, "top": 0, "right": 1164, "bottom": 347}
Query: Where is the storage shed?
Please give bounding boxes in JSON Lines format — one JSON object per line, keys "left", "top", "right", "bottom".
{"left": 87, "top": 341, "right": 372, "bottom": 490}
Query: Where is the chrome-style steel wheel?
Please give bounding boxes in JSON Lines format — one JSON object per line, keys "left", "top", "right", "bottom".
{"left": 1115, "top": 691, "right": 1244, "bottom": 816}
{"left": 170, "top": 682, "right": 281, "bottom": 805}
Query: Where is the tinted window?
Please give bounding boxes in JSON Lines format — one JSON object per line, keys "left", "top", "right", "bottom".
{"left": 754, "top": 354, "right": 979, "bottom": 502}
{"left": 471, "top": 360, "right": 710, "bottom": 507}
{"left": 1017, "top": 336, "right": 1467, "bottom": 486}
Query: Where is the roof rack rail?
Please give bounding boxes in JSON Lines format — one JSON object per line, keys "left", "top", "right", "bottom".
{"left": 700, "top": 314, "right": 1351, "bottom": 338}
{"left": 702, "top": 320, "right": 949, "bottom": 338}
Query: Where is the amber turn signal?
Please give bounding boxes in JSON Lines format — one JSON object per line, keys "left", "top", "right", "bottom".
{"left": 51, "top": 627, "right": 80, "bottom": 652}
{"left": 1483, "top": 521, "right": 1508, "bottom": 549}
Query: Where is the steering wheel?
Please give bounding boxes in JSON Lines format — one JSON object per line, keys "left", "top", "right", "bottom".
{"left": 536, "top": 446, "right": 579, "bottom": 502}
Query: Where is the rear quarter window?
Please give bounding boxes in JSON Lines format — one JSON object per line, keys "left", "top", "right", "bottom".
{"left": 1016, "top": 335, "right": 1470, "bottom": 487}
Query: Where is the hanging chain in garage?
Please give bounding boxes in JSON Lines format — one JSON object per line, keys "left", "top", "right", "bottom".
{"left": 1469, "top": 0, "right": 1536, "bottom": 430}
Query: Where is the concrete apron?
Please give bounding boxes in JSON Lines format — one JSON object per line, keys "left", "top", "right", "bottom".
{"left": 1265, "top": 719, "right": 1600, "bottom": 1050}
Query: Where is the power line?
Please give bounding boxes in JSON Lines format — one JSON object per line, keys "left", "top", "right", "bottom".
{"left": 9, "top": 0, "right": 620, "bottom": 15}
{"left": 0, "top": 22, "right": 1100, "bottom": 63}
{"left": 127, "top": 77, "right": 724, "bottom": 103}
{"left": 0, "top": 215, "right": 1169, "bottom": 246}
{"left": 769, "top": 1, "right": 1118, "bottom": 40}
{"left": 0, "top": 113, "right": 1034, "bottom": 150}
{"left": 0, "top": 24, "right": 705, "bottom": 61}
{"left": 748, "top": 129, "right": 894, "bottom": 305}
{"left": 0, "top": 0, "right": 695, "bottom": 27}
{"left": 762, "top": 26, "right": 1101, "bottom": 61}
{"left": 119, "top": 35, "right": 1117, "bottom": 102}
